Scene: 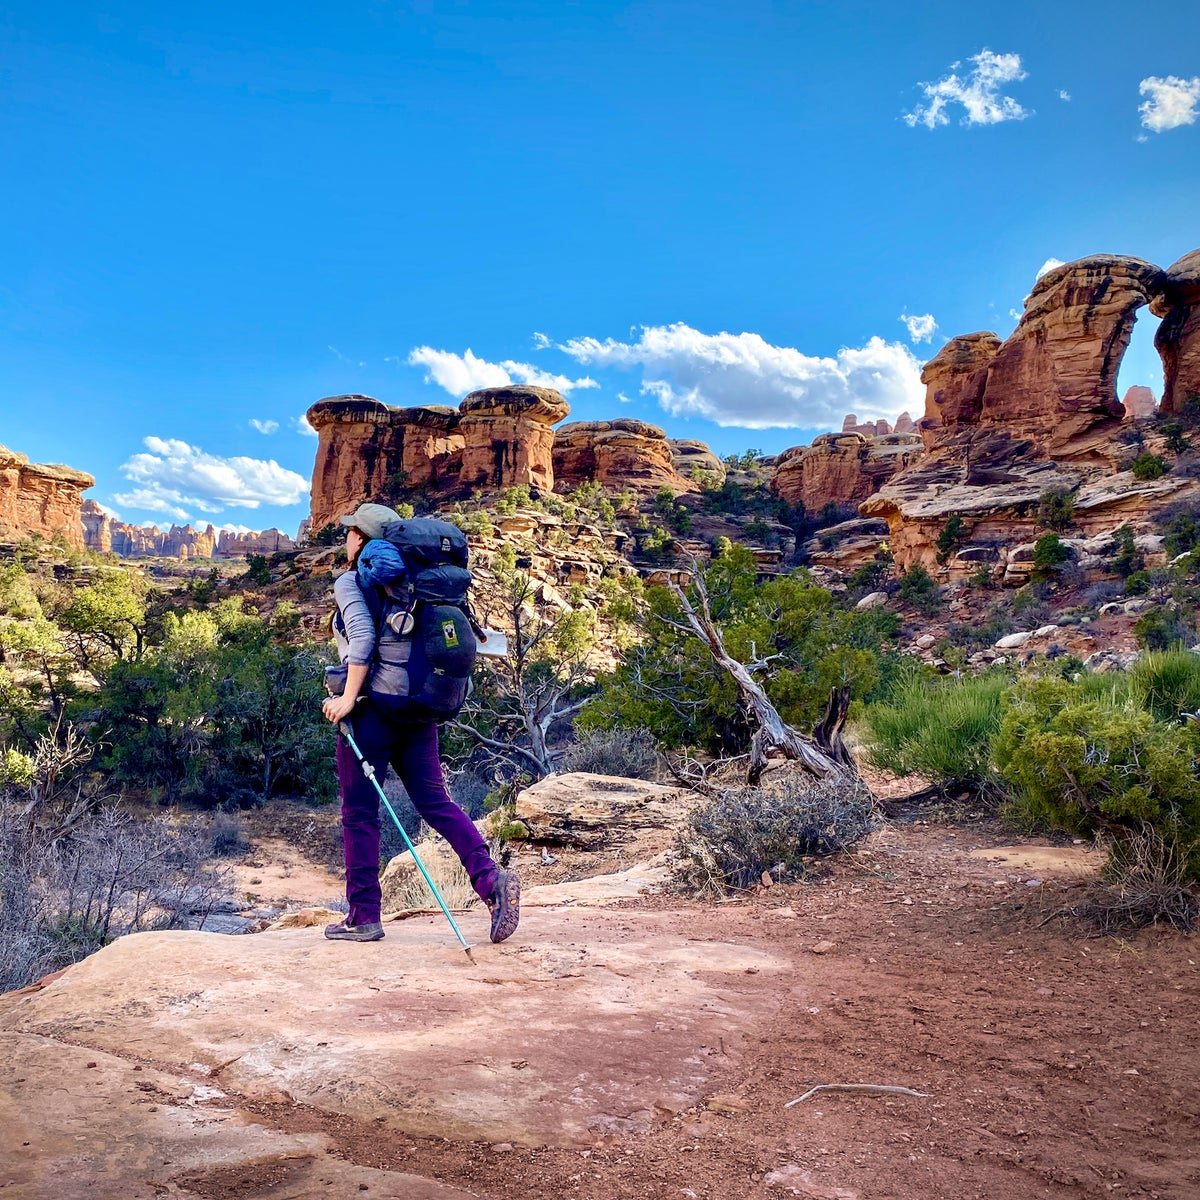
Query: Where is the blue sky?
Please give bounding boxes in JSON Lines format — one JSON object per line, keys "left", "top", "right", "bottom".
{"left": 2, "top": 1, "right": 1197, "bottom": 536}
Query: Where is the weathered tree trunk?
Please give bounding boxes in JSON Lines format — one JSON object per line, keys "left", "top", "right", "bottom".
{"left": 667, "top": 569, "right": 840, "bottom": 785}
{"left": 812, "top": 685, "right": 855, "bottom": 770}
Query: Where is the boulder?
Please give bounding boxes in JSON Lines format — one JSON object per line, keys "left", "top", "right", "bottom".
{"left": 0, "top": 445, "right": 93, "bottom": 549}
{"left": 995, "top": 631, "right": 1034, "bottom": 650}
{"left": 514, "top": 773, "right": 690, "bottom": 848}
{"left": 803, "top": 517, "right": 892, "bottom": 571}
{"left": 1152, "top": 248, "right": 1200, "bottom": 417}
{"left": 553, "top": 419, "right": 695, "bottom": 495}
{"left": 855, "top": 591, "right": 889, "bottom": 611}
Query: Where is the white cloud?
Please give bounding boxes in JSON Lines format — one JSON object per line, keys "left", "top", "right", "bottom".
{"left": 93, "top": 501, "right": 122, "bottom": 520}
{"left": 558, "top": 323, "right": 924, "bottom": 430}
{"left": 616, "top": 392, "right": 633, "bottom": 404}
{"left": 900, "top": 312, "right": 938, "bottom": 343}
{"left": 531, "top": 331, "right": 551, "bottom": 349}
{"left": 904, "top": 49, "right": 1030, "bottom": 129}
{"left": 1058, "top": 90, "right": 1072, "bottom": 102}
{"left": 1036, "top": 257, "right": 1066, "bottom": 279}
{"left": 1138, "top": 75, "right": 1200, "bottom": 133}
{"left": 111, "top": 488, "right": 192, "bottom": 522}
{"left": 1009, "top": 307, "right": 1023, "bottom": 322}
{"left": 218, "top": 522, "right": 254, "bottom": 534}
{"left": 406, "top": 346, "right": 599, "bottom": 398}
{"left": 249, "top": 418, "right": 279, "bottom": 435}
{"left": 116, "top": 437, "right": 310, "bottom": 517}
{"left": 296, "top": 414, "right": 318, "bottom": 438}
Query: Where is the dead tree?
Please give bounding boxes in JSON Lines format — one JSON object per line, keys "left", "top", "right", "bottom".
{"left": 666, "top": 565, "right": 841, "bottom": 785}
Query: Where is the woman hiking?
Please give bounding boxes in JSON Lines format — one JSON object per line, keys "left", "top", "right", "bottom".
{"left": 321, "top": 502, "right": 520, "bottom": 944}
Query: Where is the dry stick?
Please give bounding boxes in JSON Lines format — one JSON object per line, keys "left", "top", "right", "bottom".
{"left": 784, "top": 1083, "right": 930, "bottom": 1108}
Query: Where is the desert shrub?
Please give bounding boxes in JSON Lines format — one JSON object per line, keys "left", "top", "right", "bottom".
{"left": 1031, "top": 533, "right": 1070, "bottom": 580}
{"left": 560, "top": 726, "right": 660, "bottom": 780}
{"left": 0, "top": 805, "right": 230, "bottom": 991}
{"left": 863, "top": 670, "right": 1007, "bottom": 791}
{"left": 1038, "top": 488, "right": 1076, "bottom": 531}
{"left": 1134, "top": 608, "right": 1194, "bottom": 651}
{"left": 994, "top": 676, "right": 1200, "bottom": 884}
{"left": 935, "top": 515, "right": 968, "bottom": 565}
{"left": 209, "top": 812, "right": 250, "bottom": 857}
{"left": 673, "top": 767, "right": 875, "bottom": 896}
{"left": 1124, "top": 570, "right": 1152, "bottom": 596}
{"left": 243, "top": 555, "right": 271, "bottom": 586}
{"left": 896, "top": 563, "right": 940, "bottom": 614}
{"left": 1131, "top": 452, "right": 1168, "bottom": 481}
{"left": 1157, "top": 502, "right": 1200, "bottom": 558}
{"left": 1110, "top": 524, "right": 1142, "bottom": 578}
{"left": 1128, "top": 648, "right": 1200, "bottom": 720}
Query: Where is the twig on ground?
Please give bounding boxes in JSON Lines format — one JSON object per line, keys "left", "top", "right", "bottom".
{"left": 784, "top": 1083, "right": 929, "bottom": 1107}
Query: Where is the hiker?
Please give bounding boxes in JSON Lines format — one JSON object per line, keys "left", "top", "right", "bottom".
{"left": 321, "top": 502, "right": 520, "bottom": 944}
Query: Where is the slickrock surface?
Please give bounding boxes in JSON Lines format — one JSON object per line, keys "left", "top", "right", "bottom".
{"left": 0, "top": 445, "right": 93, "bottom": 549}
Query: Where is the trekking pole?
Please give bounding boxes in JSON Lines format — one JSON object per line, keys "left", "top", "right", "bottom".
{"left": 336, "top": 718, "right": 477, "bottom": 964}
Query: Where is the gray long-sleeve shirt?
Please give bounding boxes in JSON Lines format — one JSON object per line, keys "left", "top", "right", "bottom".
{"left": 333, "top": 570, "right": 376, "bottom": 666}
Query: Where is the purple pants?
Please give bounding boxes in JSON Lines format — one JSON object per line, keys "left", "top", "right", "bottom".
{"left": 336, "top": 705, "right": 497, "bottom": 926}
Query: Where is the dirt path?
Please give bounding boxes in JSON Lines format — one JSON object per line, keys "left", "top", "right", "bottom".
{"left": 184, "top": 824, "right": 1198, "bottom": 1200}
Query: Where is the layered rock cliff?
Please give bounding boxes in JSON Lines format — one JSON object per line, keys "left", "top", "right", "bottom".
{"left": 860, "top": 251, "right": 1200, "bottom": 573}
{"left": 0, "top": 445, "right": 93, "bottom": 549}
{"left": 553, "top": 419, "right": 696, "bottom": 495}
{"left": 306, "top": 387, "right": 567, "bottom": 533}
{"left": 1153, "top": 249, "right": 1200, "bottom": 416}
{"left": 771, "top": 431, "right": 922, "bottom": 512}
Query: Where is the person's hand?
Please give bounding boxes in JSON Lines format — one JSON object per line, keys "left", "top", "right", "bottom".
{"left": 322, "top": 693, "right": 358, "bottom": 724}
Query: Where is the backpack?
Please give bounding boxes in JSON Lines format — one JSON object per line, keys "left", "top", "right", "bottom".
{"left": 353, "top": 518, "right": 478, "bottom": 722}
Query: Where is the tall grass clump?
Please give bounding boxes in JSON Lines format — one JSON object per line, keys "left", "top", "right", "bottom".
{"left": 863, "top": 669, "right": 1008, "bottom": 793}
{"left": 1128, "top": 648, "right": 1200, "bottom": 722}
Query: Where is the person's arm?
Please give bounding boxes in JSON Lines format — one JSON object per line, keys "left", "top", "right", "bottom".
{"left": 323, "top": 572, "right": 377, "bottom": 725}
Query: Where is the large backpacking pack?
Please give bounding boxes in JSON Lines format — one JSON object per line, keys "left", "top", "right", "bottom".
{"left": 350, "top": 517, "right": 478, "bottom": 722}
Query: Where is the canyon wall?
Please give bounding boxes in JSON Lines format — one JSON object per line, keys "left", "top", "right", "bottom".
{"left": 0, "top": 445, "right": 93, "bottom": 550}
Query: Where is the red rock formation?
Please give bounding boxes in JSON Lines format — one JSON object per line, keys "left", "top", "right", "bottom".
{"left": 771, "top": 432, "right": 923, "bottom": 512}
{"left": 918, "top": 333, "right": 1001, "bottom": 448}
{"left": 1122, "top": 386, "right": 1157, "bottom": 421}
{"left": 80, "top": 500, "right": 112, "bottom": 553}
{"left": 216, "top": 529, "right": 297, "bottom": 557}
{"left": 457, "top": 387, "right": 569, "bottom": 493}
{"left": 982, "top": 256, "right": 1164, "bottom": 460}
{"left": 1152, "top": 249, "right": 1200, "bottom": 416}
{"left": 893, "top": 411, "right": 917, "bottom": 435}
{"left": 669, "top": 440, "right": 727, "bottom": 487}
{"left": 553, "top": 420, "right": 696, "bottom": 494}
{"left": 0, "top": 445, "right": 93, "bottom": 549}
{"left": 306, "top": 396, "right": 464, "bottom": 533}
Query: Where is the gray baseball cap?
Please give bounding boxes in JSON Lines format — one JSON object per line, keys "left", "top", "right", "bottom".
{"left": 338, "top": 502, "right": 401, "bottom": 541}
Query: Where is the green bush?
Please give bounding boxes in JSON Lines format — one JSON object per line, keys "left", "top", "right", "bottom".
{"left": 897, "top": 563, "right": 940, "bottom": 614}
{"left": 1031, "top": 533, "right": 1070, "bottom": 580}
{"left": 864, "top": 670, "right": 1008, "bottom": 790}
{"left": 1038, "top": 488, "right": 1076, "bottom": 531}
{"left": 935, "top": 515, "right": 967, "bottom": 565}
{"left": 1111, "top": 524, "right": 1142, "bottom": 578}
{"left": 1131, "top": 452, "right": 1168, "bottom": 481}
{"left": 1134, "top": 608, "right": 1194, "bottom": 651}
{"left": 994, "top": 676, "right": 1200, "bottom": 882}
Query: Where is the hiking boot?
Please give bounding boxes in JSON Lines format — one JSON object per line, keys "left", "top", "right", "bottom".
{"left": 324, "top": 919, "right": 384, "bottom": 942}
{"left": 486, "top": 869, "right": 521, "bottom": 944}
